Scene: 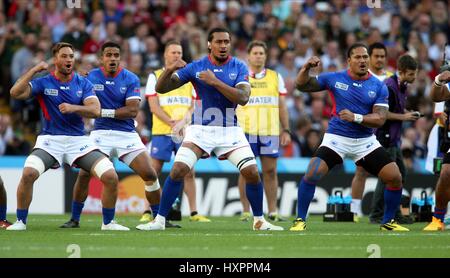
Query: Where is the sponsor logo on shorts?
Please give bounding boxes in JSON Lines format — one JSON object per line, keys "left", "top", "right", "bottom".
{"left": 335, "top": 82, "right": 348, "bottom": 91}
{"left": 44, "top": 89, "right": 59, "bottom": 96}
{"left": 80, "top": 145, "right": 89, "bottom": 152}
{"left": 94, "top": 84, "right": 104, "bottom": 91}
{"left": 44, "top": 139, "right": 50, "bottom": 146}
{"left": 126, "top": 143, "right": 136, "bottom": 149}
{"left": 331, "top": 140, "right": 338, "bottom": 146}
{"left": 94, "top": 137, "right": 101, "bottom": 144}
{"left": 366, "top": 142, "right": 374, "bottom": 149}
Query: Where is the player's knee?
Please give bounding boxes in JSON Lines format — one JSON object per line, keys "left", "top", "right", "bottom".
{"left": 100, "top": 170, "right": 118, "bottom": 188}
{"left": 170, "top": 162, "right": 190, "bottom": 181}
{"left": 241, "top": 165, "right": 261, "bottom": 184}
{"left": 21, "top": 168, "right": 40, "bottom": 184}
{"left": 262, "top": 165, "right": 276, "bottom": 177}
{"left": 382, "top": 171, "right": 402, "bottom": 188}
{"left": 140, "top": 168, "right": 158, "bottom": 183}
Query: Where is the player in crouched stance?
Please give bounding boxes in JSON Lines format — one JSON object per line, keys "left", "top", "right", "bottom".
{"left": 136, "top": 28, "right": 283, "bottom": 231}
{"left": 59, "top": 42, "right": 162, "bottom": 229}
{"left": 7, "top": 42, "right": 127, "bottom": 231}
{"left": 290, "top": 43, "right": 409, "bottom": 232}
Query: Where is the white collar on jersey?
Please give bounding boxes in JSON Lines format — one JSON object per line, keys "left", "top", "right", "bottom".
{"left": 249, "top": 68, "right": 266, "bottom": 79}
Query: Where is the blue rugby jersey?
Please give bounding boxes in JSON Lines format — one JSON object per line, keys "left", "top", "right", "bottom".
{"left": 175, "top": 55, "right": 250, "bottom": 127}
{"left": 316, "top": 70, "right": 389, "bottom": 138}
{"left": 29, "top": 72, "right": 96, "bottom": 136}
{"left": 88, "top": 67, "right": 141, "bottom": 132}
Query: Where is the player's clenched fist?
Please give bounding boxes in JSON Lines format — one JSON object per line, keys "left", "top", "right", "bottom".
{"left": 59, "top": 103, "right": 75, "bottom": 114}
{"left": 303, "top": 56, "right": 321, "bottom": 70}
{"left": 339, "top": 109, "right": 355, "bottom": 122}
{"left": 437, "top": 71, "right": 450, "bottom": 84}
{"left": 198, "top": 69, "right": 218, "bottom": 86}
{"left": 167, "top": 58, "right": 186, "bottom": 72}
{"left": 32, "top": 61, "right": 49, "bottom": 73}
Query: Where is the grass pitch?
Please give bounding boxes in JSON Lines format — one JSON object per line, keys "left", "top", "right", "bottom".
{"left": 0, "top": 214, "right": 449, "bottom": 258}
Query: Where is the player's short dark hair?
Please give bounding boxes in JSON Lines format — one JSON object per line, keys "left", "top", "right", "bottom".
{"left": 164, "top": 40, "right": 181, "bottom": 51}
{"left": 101, "top": 41, "right": 121, "bottom": 54}
{"left": 368, "top": 42, "right": 387, "bottom": 56}
{"left": 247, "top": 40, "right": 267, "bottom": 54}
{"left": 52, "top": 42, "right": 74, "bottom": 56}
{"left": 397, "top": 54, "right": 418, "bottom": 72}
{"left": 347, "top": 43, "right": 368, "bottom": 58}
{"left": 207, "top": 27, "right": 231, "bottom": 42}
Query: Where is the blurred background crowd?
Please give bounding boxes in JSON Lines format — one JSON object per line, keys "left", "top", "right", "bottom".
{"left": 0, "top": 0, "right": 449, "bottom": 173}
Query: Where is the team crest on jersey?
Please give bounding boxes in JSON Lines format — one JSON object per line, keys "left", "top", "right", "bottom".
{"left": 76, "top": 90, "right": 82, "bottom": 97}
{"left": 195, "top": 72, "right": 200, "bottom": 79}
{"left": 368, "top": 91, "right": 376, "bottom": 98}
{"left": 44, "top": 89, "right": 58, "bottom": 96}
{"left": 94, "top": 84, "right": 104, "bottom": 91}
{"left": 120, "top": 87, "right": 127, "bottom": 94}
{"left": 229, "top": 73, "right": 237, "bottom": 80}
{"left": 334, "top": 82, "right": 348, "bottom": 91}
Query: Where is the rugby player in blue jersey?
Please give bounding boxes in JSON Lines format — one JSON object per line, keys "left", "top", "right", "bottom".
{"left": 290, "top": 43, "right": 409, "bottom": 232}
{"left": 59, "top": 42, "right": 166, "bottom": 229}
{"left": 137, "top": 27, "right": 283, "bottom": 231}
{"left": 7, "top": 42, "right": 126, "bottom": 231}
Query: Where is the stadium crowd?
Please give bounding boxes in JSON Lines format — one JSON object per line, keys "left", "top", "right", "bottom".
{"left": 0, "top": 0, "right": 449, "bottom": 173}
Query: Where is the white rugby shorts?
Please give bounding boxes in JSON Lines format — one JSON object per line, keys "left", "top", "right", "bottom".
{"left": 33, "top": 134, "right": 99, "bottom": 167}
{"left": 319, "top": 133, "right": 382, "bottom": 162}
{"left": 183, "top": 125, "right": 251, "bottom": 159}
{"left": 90, "top": 129, "right": 146, "bottom": 165}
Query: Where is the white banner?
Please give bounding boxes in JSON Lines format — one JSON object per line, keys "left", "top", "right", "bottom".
{"left": 1, "top": 168, "right": 64, "bottom": 214}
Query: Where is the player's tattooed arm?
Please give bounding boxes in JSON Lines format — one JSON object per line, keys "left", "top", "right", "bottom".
{"left": 59, "top": 97, "right": 100, "bottom": 118}
{"left": 295, "top": 56, "right": 323, "bottom": 93}
{"left": 155, "top": 59, "right": 187, "bottom": 93}
{"left": 114, "top": 99, "right": 140, "bottom": 119}
{"left": 198, "top": 69, "right": 250, "bottom": 105}
{"left": 430, "top": 71, "right": 450, "bottom": 102}
{"left": 10, "top": 61, "right": 48, "bottom": 100}
{"left": 339, "top": 106, "right": 387, "bottom": 128}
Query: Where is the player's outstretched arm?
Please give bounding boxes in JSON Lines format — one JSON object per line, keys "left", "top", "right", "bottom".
{"left": 59, "top": 97, "right": 100, "bottom": 118}
{"left": 198, "top": 69, "right": 250, "bottom": 105}
{"left": 10, "top": 61, "right": 48, "bottom": 100}
{"left": 155, "top": 59, "right": 186, "bottom": 93}
{"left": 108, "top": 99, "right": 140, "bottom": 120}
{"left": 295, "top": 56, "right": 322, "bottom": 93}
{"left": 430, "top": 71, "right": 450, "bottom": 102}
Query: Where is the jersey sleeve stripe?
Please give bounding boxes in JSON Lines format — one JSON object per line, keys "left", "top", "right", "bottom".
{"left": 236, "top": 81, "right": 250, "bottom": 87}
{"left": 84, "top": 95, "right": 98, "bottom": 101}
{"left": 374, "top": 103, "right": 389, "bottom": 107}
{"left": 126, "top": 96, "right": 142, "bottom": 100}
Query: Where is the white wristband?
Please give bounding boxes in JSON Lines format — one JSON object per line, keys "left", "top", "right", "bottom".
{"left": 101, "top": 109, "right": 115, "bottom": 118}
{"left": 353, "top": 113, "right": 363, "bottom": 124}
{"left": 435, "top": 75, "right": 445, "bottom": 87}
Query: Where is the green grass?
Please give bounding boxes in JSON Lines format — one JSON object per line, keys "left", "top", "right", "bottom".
{"left": 0, "top": 214, "right": 449, "bottom": 258}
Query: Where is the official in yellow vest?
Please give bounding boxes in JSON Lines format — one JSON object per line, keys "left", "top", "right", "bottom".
{"left": 144, "top": 40, "right": 210, "bottom": 223}
{"left": 236, "top": 40, "right": 291, "bottom": 222}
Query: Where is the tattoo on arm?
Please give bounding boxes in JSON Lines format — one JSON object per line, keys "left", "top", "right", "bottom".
{"left": 296, "top": 77, "right": 322, "bottom": 93}
{"left": 373, "top": 105, "right": 388, "bottom": 120}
